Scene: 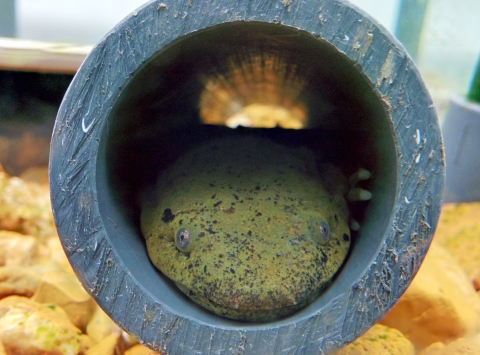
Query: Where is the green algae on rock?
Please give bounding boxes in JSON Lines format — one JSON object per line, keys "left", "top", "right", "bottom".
{"left": 141, "top": 135, "right": 351, "bottom": 322}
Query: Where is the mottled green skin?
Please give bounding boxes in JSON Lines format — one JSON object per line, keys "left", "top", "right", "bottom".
{"left": 141, "top": 136, "right": 351, "bottom": 322}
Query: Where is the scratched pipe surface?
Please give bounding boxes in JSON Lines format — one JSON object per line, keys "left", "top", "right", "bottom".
{"left": 49, "top": 0, "right": 445, "bottom": 354}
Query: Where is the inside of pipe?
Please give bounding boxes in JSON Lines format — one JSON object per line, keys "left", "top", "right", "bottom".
{"left": 97, "top": 21, "right": 396, "bottom": 327}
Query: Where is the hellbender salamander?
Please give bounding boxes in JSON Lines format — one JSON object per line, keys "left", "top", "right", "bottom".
{"left": 141, "top": 135, "right": 351, "bottom": 321}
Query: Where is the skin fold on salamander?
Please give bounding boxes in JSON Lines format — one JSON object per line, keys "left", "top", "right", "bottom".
{"left": 141, "top": 134, "right": 370, "bottom": 322}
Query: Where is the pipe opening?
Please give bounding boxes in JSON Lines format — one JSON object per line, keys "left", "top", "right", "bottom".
{"left": 97, "top": 21, "right": 396, "bottom": 327}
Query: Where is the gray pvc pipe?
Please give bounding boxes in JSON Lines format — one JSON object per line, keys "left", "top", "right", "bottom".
{"left": 49, "top": 0, "right": 444, "bottom": 353}
{"left": 443, "top": 96, "right": 480, "bottom": 203}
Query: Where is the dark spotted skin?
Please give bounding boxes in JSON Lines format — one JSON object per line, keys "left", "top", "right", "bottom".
{"left": 141, "top": 136, "right": 350, "bottom": 322}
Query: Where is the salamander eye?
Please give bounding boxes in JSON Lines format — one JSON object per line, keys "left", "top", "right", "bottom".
{"left": 175, "top": 228, "right": 192, "bottom": 252}
{"left": 318, "top": 221, "right": 331, "bottom": 245}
